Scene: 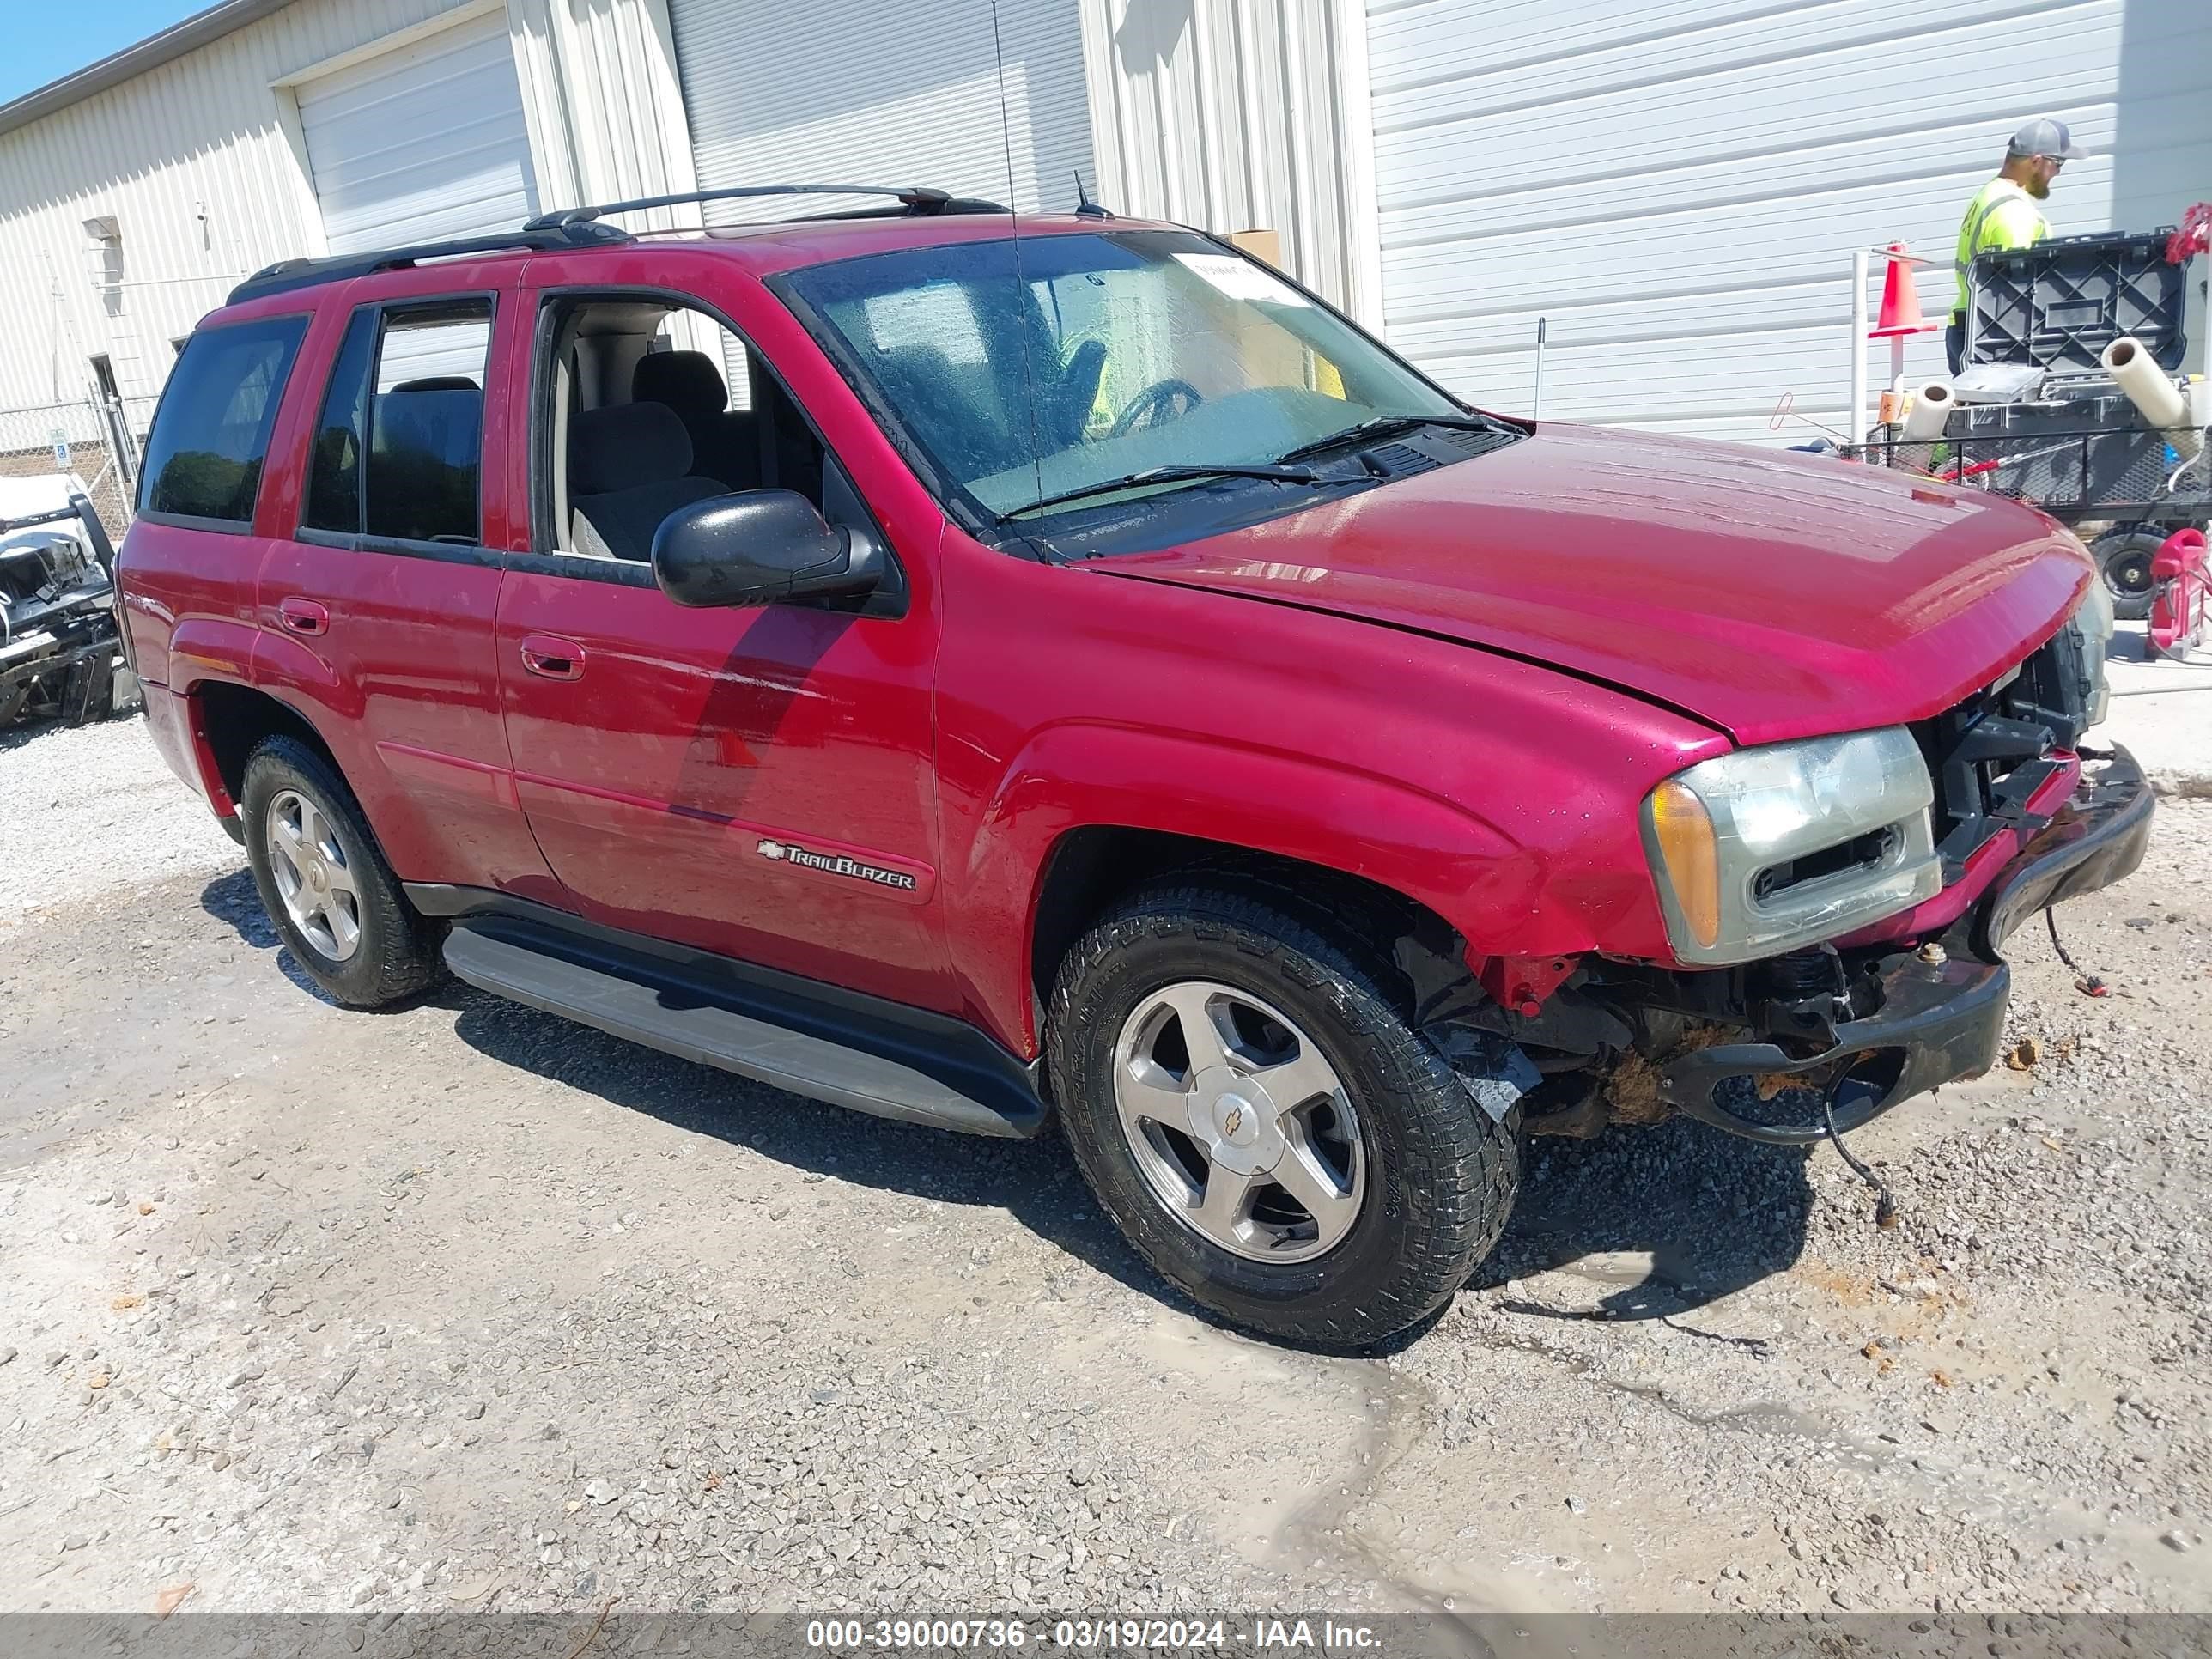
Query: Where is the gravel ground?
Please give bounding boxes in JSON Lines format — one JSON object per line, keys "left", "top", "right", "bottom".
{"left": 0, "top": 717, "right": 240, "bottom": 921}
{"left": 1, "top": 709, "right": 2209, "bottom": 1619}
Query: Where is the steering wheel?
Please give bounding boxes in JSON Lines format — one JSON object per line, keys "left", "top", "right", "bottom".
{"left": 1106, "top": 378, "right": 1205, "bottom": 441}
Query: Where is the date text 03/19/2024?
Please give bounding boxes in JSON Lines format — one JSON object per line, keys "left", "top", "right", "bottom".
{"left": 804, "top": 1620, "right": 1383, "bottom": 1651}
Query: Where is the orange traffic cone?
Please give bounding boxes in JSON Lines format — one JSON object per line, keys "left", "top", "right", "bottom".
{"left": 1869, "top": 242, "right": 1940, "bottom": 337}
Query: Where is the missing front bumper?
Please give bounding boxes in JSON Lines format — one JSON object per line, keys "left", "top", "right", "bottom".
{"left": 1657, "top": 744, "right": 2154, "bottom": 1146}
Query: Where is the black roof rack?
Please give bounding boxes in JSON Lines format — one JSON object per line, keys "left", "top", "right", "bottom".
{"left": 227, "top": 185, "right": 1005, "bottom": 307}
{"left": 525, "top": 183, "right": 997, "bottom": 230}
{"left": 793, "top": 196, "right": 1010, "bottom": 222}
{"left": 228, "top": 221, "right": 631, "bottom": 306}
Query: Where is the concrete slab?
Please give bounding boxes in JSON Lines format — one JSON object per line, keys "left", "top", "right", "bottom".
{"left": 2102, "top": 620, "right": 2212, "bottom": 793}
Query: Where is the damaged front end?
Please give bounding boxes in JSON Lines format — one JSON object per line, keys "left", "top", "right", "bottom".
{"left": 1403, "top": 744, "right": 2153, "bottom": 1148}
{"left": 1613, "top": 942, "right": 2008, "bottom": 1146}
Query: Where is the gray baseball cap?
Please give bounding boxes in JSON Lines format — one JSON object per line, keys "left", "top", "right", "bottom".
{"left": 2008, "top": 117, "right": 2087, "bottom": 160}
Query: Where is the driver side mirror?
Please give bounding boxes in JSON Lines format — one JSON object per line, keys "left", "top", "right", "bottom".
{"left": 651, "top": 490, "right": 884, "bottom": 610}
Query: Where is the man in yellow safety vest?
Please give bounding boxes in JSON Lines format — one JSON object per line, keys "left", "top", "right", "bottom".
{"left": 1948, "top": 117, "right": 2087, "bottom": 372}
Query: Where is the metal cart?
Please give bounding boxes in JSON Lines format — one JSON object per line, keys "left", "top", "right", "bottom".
{"left": 1843, "top": 227, "right": 2209, "bottom": 619}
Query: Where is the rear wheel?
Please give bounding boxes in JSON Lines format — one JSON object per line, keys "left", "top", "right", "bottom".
{"left": 2091, "top": 526, "right": 2164, "bottom": 622}
{"left": 240, "top": 736, "right": 441, "bottom": 1007}
{"left": 1048, "top": 882, "right": 1520, "bottom": 1348}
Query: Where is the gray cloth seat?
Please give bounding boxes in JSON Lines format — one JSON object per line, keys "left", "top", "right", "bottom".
{"left": 631, "top": 350, "right": 761, "bottom": 489}
{"left": 568, "top": 402, "right": 725, "bottom": 562}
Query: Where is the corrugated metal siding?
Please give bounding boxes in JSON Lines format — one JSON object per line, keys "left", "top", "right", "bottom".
{"left": 1080, "top": 0, "right": 1379, "bottom": 319}
{"left": 1367, "top": 0, "right": 2212, "bottom": 444}
{"left": 0, "top": 0, "right": 477, "bottom": 410}
{"left": 667, "top": 0, "right": 1094, "bottom": 219}
{"left": 509, "top": 0, "right": 700, "bottom": 221}
{"left": 295, "top": 10, "right": 538, "bottom": 253}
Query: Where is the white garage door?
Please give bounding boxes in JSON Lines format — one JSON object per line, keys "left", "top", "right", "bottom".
{"left": 1365, "top": 0, "right": 2212, "bottom": 447}
{"left": 668, "top": 0, "right": 1094, "bottom": 222}
{"left": 296, "top": 11, "right": 540, "bottom": 258}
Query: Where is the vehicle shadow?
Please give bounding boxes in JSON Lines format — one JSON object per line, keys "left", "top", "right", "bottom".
{"left": 198, "top": 866, "right": 355, "bottom": 1009}
{"left": 3, "top": 708, "right": 109, "bottom": 753}
{"left": 444, "top": 992, "right": 1177, "bottom": 1310}
{"left": 0, "top": 712, "right": 59, "bottom": 753}
{"left": 445, "top": 981, "right": 1815, "bottom": 1349}
{"left": 1474, "top": 1118, "right": 1814, "bottom": 1339}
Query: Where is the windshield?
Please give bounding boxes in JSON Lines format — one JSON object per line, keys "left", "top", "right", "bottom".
{"left": 780, "top": 229, "right": 1462, "bottom": 519}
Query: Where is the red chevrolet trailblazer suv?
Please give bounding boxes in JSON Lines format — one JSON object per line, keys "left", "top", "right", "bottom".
{"left": 118, "top": 185, "right": 2150, "bottom": 1346}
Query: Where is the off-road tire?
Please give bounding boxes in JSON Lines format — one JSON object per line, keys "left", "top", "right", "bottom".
{"left": 240, "top": 736, "right": 441, "bottom": 1008}
{"left": 1047, "top": 879, "right": 1520, "bottom": 1349}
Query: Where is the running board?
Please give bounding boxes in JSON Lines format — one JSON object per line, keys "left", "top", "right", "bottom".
{"left": 441, "top": 915, "right": 1046, "bottom": 1138}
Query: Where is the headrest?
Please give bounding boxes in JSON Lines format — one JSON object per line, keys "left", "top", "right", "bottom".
{"left": 570, "top": 401, "right": 695, "bottom": 495}
{"left": 371, "top": 388, "right": 483, "bottom": 467}
{"left": 632, "top": 350, "right": 728, "bottom": 418}
{"left": 390, "top": 375, "right": 480, "bottom": 392}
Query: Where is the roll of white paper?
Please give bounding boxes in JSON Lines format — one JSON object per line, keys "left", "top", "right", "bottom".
{"left": 1902, "top": 380, "right": 1954, "bottom": 441}
{"left": 2101, "top": 337, "right": 2200, "bottom": 460}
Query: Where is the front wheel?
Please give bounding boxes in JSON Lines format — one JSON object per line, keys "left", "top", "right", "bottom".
{"left": 1047, "top": 883, "right": 1521, "bottom": 1348}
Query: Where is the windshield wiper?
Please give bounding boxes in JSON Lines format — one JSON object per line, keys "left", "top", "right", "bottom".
{"left": 1272, "top": 411, "right": 1504, "bottom": 466}
{"left": 1000, "top": 463, "right": 1323, "bottom": 520}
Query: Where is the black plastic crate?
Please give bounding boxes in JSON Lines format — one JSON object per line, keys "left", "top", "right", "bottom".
{"left": 1965, "top": 228, "right": 2185, "bottom": 374}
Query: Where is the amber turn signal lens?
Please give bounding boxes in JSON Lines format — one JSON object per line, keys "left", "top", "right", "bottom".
{"left": 1649, "top": 780, "right": 1721, "bottom": 950}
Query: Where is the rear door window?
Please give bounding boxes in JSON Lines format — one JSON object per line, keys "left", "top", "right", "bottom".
{"left": 302, "top": 300, "right": 492, "bottom": 546}
{"left": 139, "top": 316, "right": 308, "bottom": 526}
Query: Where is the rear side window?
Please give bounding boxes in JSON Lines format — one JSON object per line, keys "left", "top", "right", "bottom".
{"left": 139, "top": 317, "right": 307, "bottom": 526}
{"left": 303, "top": 300, "right": 492, "bottom": 545}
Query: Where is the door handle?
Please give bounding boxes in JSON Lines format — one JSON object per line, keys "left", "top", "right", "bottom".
{"left": 276, "top": 597, "right": 328, "bottom": 636}
{"left": 520, "top": 635, "right": 586, "bottom": 681}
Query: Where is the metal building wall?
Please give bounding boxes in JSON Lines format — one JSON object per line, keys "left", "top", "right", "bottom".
{"left": 1365, "top": 0, "right": 2212, "bottom": 444}
{"left": 507, "top": 0, "right": 699, "bottom": 229}
{"left": 1079, "top": 0, "right": 1383, "bottom": 325}
{"left": 669, "top": 0, "right": 1092, "bottom": 219}
{"left": 0, "top": 0, "right": 700, "bottom": 418}
{"left": 289, "top": 9, "right": 543, "bottom": 254}
{"left": 0, "top": 0, "right": 474, "bottom": 413}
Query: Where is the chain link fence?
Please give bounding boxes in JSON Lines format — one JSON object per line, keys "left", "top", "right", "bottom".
{"left": 0, "top": 394, "right": 145, "bottom": 538}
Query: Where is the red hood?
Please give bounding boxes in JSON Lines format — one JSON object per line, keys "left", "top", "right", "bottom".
{"left": 1090, "top": 422, "right": 2093, "bottom": 746}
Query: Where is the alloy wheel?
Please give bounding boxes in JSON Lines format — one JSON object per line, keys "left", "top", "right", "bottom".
{"left": 264, "top": 787, "right": 362, "bottom": 963}
{"left": 1110, "top": 980, "right": 1366, "bottom": 1262}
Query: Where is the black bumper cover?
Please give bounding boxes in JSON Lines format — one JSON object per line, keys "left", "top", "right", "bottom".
{"left": 1660, "top": 744, "right": 2154, "bottom": 1145}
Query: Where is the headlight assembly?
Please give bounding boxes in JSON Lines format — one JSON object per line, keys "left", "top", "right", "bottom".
{"left": 1641, "top": 726, "right": 1942, "bottom": 966}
